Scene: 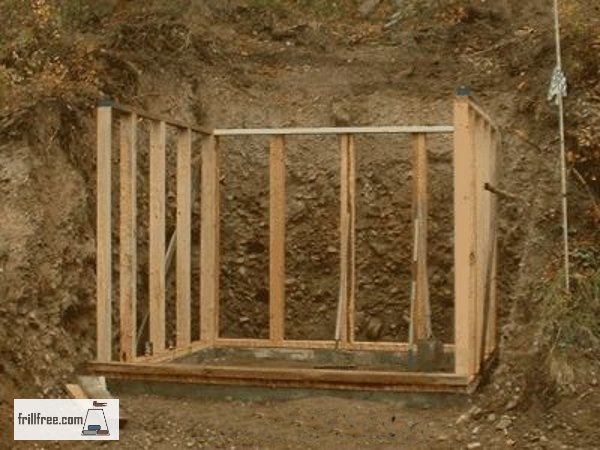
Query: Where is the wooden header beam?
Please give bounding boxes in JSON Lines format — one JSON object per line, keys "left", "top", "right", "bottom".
{"left": 214, "top": 125, "right": 454, "bottom": 137}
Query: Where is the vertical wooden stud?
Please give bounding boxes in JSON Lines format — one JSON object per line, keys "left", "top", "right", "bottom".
{"left": 453, "top": 96, "right": 478, "bottom": 377}
{"left": 476, "top": 118, "right": 494, "bottom": 366}
{"left": 119, "top": 112, "right": 137, "bottom": 361}
{"left": 347, "top": 135, "right": 356, "bottom": 343}
{"left": 482, "top": 122, "right": 492, "bottom": 361}
{"left": 336, "top": 134, "right": 355, "bottom": 345}
{"left": 149, "top": 120, "right": 166, "bottom": 353}
{"left": 409, "top": 133, "right": 431, "bottom": 343}
{"left": 96, "top": 104, "right": 113, "bottom": 362}
{"left": 176, "top": 128, "right": 192, "bottom": 347}
{"left": 473, "top": 115, "right": 485, "bottom": 367}
{"left": 486, "top": 129, "right": 500, "bottom": 357}
{"left": 269, "top": 135, "right": 286, "bottom": 344}
{"left": 201, "top": 135, "right": 220, "bottom": 342}
{"left": 478, "top": 121, "right": 498, "bottom": 363}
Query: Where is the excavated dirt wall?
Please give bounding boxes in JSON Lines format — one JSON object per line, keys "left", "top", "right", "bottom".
{"left": 2, "top": 4, "right": 599, "bottom": 447}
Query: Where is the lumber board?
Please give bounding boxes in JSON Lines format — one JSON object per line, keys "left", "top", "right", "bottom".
{"left": 269, "top": 135, "right": 286, "bottom": 343}
{"left": 89, "top": 361, "right": 470, "bottom": 393}
{"left": 96, "top": 105, "right": 112, "bottom": 362}
{"left": 467, "top": 98, "right": 500, "bottom": 132}
{"left": 475, "top": 120, "right": 495, "bottom": 365}
{"left": 348, "top": 135, "right": 356, "bottom": 343}
{"left": 214, "top": 125, "right": 454, "bottom": 136}
{"left": 336, "top": 135, "right": 352, "bottom": 346}
{"left": 490, "top": 130, "right": 501, "bottom": 353}
{"left": 453, "top": 96, "right": 478, "bottom": 377}
{"left": 119, "top": 112, "right": 138, "bottom": 362}
{"left": 65, "top": 384, "right": 88, "bottom": 399}
{"left": 350, "top": 341, "right": 454, "bottom": 353}
{"left": 77, "top": 376, "right": 112, "bottom": 398}
{"left": 176, "top": 128, "right": 192, "bottom": 347}
{"left": 75, "top": 375, "right": 129, "bottom": 428}
{"left": 213, "top": 338, "right": 455, "bottom": 353}
{"left": 409, "top": 133, "right": 431, "bottom": 343}
{"left": 149, "top": 120, "right": 167, "bottom": 353}
{"left": 481, "top": 122, "right": 492, "bottom": 360}
{"left": 473, "top": 115, "right": 484, "bottom": 368}
{"left": 111, "top": 102, "right": 211, "bottom": 135}
{"left": 200, "top": 135, "right": 220, "bottom": 342}
{"left": 216, "top": 338, "right": 331, "bottom": 349}
{"left": 485, "top": 130, "right": 500, "bottom": 357}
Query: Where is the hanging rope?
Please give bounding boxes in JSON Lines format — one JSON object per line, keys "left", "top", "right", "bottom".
{"left": 547, "top": 0, "right": 571, "bottom": 293}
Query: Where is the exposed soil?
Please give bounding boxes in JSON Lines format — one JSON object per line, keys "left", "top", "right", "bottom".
{"left": 1, "top": 0, "right": 599, "bottom": 448}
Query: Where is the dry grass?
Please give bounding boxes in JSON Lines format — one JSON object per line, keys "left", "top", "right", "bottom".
{"left": 538, "top": 250, "right": 600, "bottom": 392}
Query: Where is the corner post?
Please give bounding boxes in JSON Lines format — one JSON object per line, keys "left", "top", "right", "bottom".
{"left": 453, "top": 89, "right": 478, "bottom": 377}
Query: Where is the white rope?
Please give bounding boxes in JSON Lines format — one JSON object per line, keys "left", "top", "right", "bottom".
{"left": 549, "top": 0, "right": 571, "bottom": 292}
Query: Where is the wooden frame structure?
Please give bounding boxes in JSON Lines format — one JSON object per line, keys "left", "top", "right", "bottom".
{"left": 91, "top": 93, "right": 500, "bottom": 393}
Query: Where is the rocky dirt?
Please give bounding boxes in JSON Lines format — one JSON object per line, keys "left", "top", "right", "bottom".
{"left": 1, "top": 0, "right": 599, "bottom": 448}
